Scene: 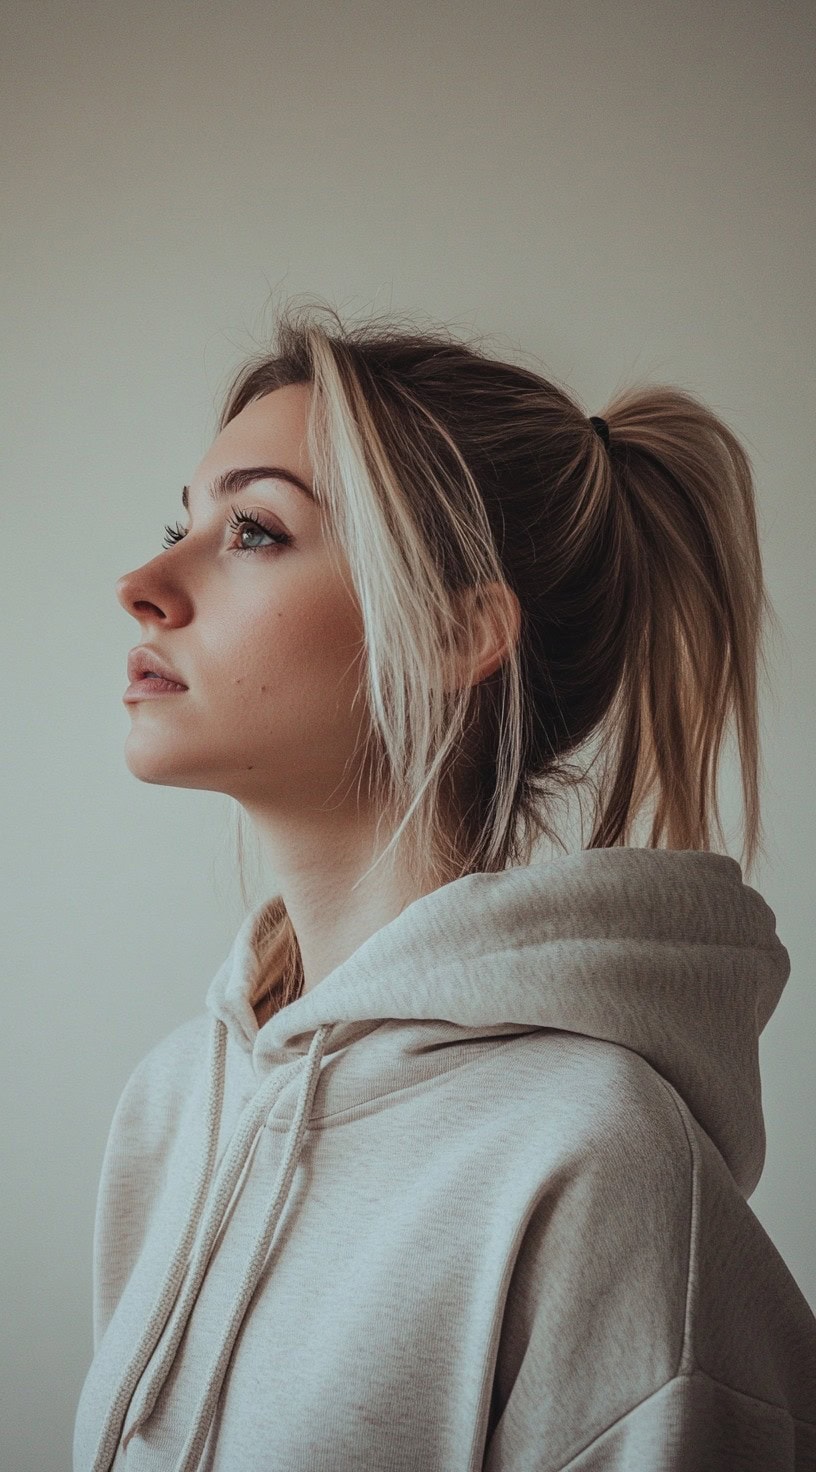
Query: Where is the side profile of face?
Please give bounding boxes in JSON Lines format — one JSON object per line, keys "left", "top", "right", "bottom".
{"left": 116, "top": 384, "right": 373, "bottom": 815}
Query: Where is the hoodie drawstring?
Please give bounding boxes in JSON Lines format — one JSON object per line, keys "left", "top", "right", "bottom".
{"left": 90, "top": 1016, "right": 332, "bottom": 1472}
{"left": 169, "top": 1020, "right": 332, "bottom": 1472}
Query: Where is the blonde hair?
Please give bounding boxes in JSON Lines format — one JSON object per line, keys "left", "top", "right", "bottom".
{"left": 214, "top": 298, "right": 781, "bottom": 1018}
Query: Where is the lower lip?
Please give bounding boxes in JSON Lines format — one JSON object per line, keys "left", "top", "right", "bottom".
{"left": 123, "top": 677, "right": 189, "bottom": 702}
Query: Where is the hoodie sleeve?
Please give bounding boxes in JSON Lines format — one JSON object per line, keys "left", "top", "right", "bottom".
{"left": 482, "top": 1057, "right": 816, "bottom": 1472}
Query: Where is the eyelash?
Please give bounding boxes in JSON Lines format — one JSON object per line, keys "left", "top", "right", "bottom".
{"left": 160, "top": 506, "right": 292, "bottom": 556}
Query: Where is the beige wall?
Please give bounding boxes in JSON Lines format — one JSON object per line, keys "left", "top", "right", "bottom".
{"left": 1, "top": 2, "right": 813, "bottom": 1465}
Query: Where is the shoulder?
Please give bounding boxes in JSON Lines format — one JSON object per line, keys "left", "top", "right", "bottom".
{"left": 106, "top": 1012, "right": 214, "bottom": 1148}
{"left": 485, "top": 1035, "right": 693, "bottom": 1467}
{"left": 495, "top": 1028, "right": 692, "bottom": 1178}
{"left": 503, "top": 1029, "right": 694, "bottom": 1256}
{"left": 488, "top": 1032, "right": 816, "bottom": 1454}
{"left": 88, "top": 1013, "right": 214, "bottom": 1347}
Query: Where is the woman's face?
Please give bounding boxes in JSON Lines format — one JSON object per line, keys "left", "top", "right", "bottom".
{"left": 116, "top": 383, "right": 372, "bottom": 812}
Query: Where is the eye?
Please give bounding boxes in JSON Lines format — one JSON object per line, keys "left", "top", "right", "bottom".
{"left": 161, "top": 506, "right": 292, "bottom": 555}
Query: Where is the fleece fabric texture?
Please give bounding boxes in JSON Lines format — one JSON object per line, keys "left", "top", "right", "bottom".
{"left": 73, "top": 847, "right": 816, "bottom": 1472}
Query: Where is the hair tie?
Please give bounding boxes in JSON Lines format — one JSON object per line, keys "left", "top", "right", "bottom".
{"left": 589, "top": 415, "right": 610, "bottom": 447}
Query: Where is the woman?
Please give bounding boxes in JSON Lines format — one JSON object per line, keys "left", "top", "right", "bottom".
{"left": 73, "top": 303, "right": 816, "bottom": 1471}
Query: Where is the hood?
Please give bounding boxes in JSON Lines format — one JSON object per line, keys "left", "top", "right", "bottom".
{"left": 210, "top": 846, "right": 788, "bottom": 1196}
{"left": 101, "top": 846, "right": 790, "bottom": 1472}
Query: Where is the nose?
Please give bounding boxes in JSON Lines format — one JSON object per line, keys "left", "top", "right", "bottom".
{"left": 115, "top": 572, "right": 131, "bottom": 608}
{"left": 115, "top": 560, "right": 189, "bottom": 627}
{"left": 115, "top": 569, "right": 166, "bottom": 622}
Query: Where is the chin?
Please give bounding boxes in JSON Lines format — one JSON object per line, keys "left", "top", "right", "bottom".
{"left": 123, "top": 733, "right": 198, "bottom": 788}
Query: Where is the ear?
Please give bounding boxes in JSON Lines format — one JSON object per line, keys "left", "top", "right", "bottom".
{"left": 445, "top": 580, "right": 522, "bottom": 691}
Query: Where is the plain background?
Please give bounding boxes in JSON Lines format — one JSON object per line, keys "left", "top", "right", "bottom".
{"left": 1, "top": 2, "right": 813, "bottom": 1466}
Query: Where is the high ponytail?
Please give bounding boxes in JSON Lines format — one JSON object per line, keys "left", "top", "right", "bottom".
{"left": 214, "top": 299, "right": 781, "bottom": 1018}
{"left": 579, "top": 382, "right": 778, "bottom": 872}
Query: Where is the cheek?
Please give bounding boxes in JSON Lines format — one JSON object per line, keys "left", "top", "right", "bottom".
{"left": 225, "top": 587, "right": 366, "bottom": 725}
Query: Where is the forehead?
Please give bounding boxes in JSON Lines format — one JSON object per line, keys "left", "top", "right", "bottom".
{"left": 200, "top": 383, "right": 314, "bottom": 482}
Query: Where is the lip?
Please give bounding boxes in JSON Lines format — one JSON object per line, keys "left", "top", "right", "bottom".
{"left": 123, "top": 677, "right": 189, "bottom": 702}
{"left": 127, "top": 646, "right": 188, "bottom": 687}
{"left": 124, "top": 646, "right": 189, "bottom": 703}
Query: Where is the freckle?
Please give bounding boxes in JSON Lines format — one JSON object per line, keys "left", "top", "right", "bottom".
{"left": 260, "top": 684, "right": 267, "bottom": 692}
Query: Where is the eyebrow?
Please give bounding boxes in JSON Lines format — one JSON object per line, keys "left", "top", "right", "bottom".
{"left": 181, "top": 465, "right": 315, "bottom": 512}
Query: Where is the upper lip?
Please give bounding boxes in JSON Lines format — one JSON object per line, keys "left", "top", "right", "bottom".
{"left": 127, "top": 647, "right": 188, "bottom": 687}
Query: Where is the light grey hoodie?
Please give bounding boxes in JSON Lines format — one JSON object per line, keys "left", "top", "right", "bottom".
{"left": 73, "top": 848, "right": 816, "bottom": 1471}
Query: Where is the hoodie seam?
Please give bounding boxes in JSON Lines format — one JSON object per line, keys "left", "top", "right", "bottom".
{"left": 456, "top": 935, "right": 784, "bottom": 953}
{"left": 643, "top": 1079, "right": 814, "bottom": 1427}
{"left": 651, "top": 1071, "right": 701, "bottom": 1379}
{"left": 265, "top": 1039, "right": 512, "bottom": 1129}
{"left": 553, "top": 1369, "right": 814, "bottom": 1470}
